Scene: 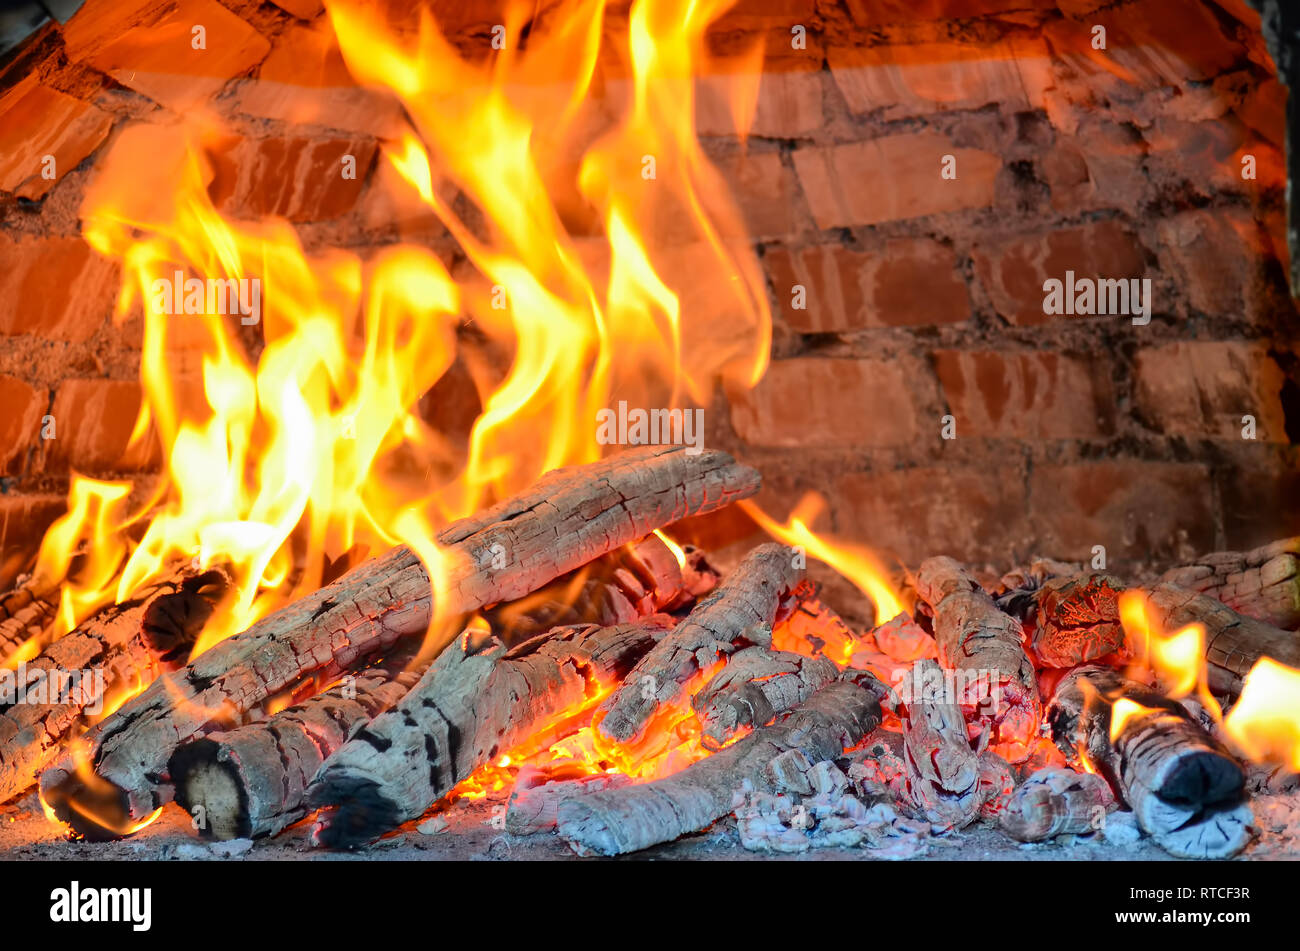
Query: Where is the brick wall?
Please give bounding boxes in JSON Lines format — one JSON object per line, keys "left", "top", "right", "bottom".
{"left": 0, "top": 0, "right": 1296, "bottom": 587}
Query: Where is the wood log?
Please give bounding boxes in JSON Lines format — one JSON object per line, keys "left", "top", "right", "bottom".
{"left": 914, "top": 556, "right": 1040, "bottom": 763}
{"left": 0, "top": 580, "right": 57, "bottom": 664}
{"left": 505, "top": 766, "right": 631, "bottom": 835}
{"left": 899, "top": 659, "right": 1014, "bottom": 832}
{"left": 998, "top": 767, "right": 1115, "bottom": 842}
{"left": 1031, "top": 573, "right": 1127, "bottom": 667}
{"left": 556, "top": 671, "right": 888, "bottom": 856}
{"left": 597, "top": 542, "right": 802, "bottom": 744}
{"left": 308, "top": 617, "right": 668, "bottom": 848}
{"left": 0, "top": 566, "right": 227, "bottom": 807}
{"left": 691, "top": 645, "right": 838, "bottom": 749}
{"left": 1047, "top": 665, "right": 1252, "bottom": 858}
{"left": 40, "top": 446, "right": 758, "bottom": 833}
{"left": 170, "top": 667, "right": 419, "bottom": 839}
{"left": 1162, "top": 537, "right": 1300, "bottom": 629}
{"left": 1143, "top": 582, "right": 1300, "bottom": 695}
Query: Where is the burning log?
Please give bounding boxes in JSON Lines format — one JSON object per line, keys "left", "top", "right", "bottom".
{"left": 505, "top": 766, "right": 631, "bottom": 835}
{"left": 41, "top": 446, "right": 757, "bottom": 834}
{"left": 556, "top": 671, "right": 888, "bottom": 856}
{"left": 914, "top": 557, "right": 1040, "bottom": 762}
{"left": 597, "top": 542, "right": 802, "bottom": 744}
{"left": 308, "top": 618, "right": 668, "bottom": 848}
{"left": 1143, "top": 582, "right": 1300, "bottom": 695}
{"left": 1031, "top": 573, "right": 1128, "bottom": 667}
{"left": 1048, "top": 666, "right": 1252, "bottom": 858}
{"left": 0, "top": 579, "right": 57, "bottom": 664}
{"left": 691, "top": 646, "right": 838, "bottom": 749}
{"left": 170, "top": 667, "right": 420, "bottom": 840}
{"left": 0, "top": 566, "right": 227, "bottom": 806}
{"left": 899, "top": 659, "right": 1014, "bottom": 832}
{"left": 998, "top": 768, "right": 1115, "bottom": 842}
{"left": 1162, "top": 538, "right": 1300, "bottom": 630}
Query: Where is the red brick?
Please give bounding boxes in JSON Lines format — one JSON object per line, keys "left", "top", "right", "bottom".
{"left": 228, "top": 22, "right": 404, "bottom": 137}
{"left": 832, "top": 466, "right": 1024, "bottom": 566}
{"left": 0, "top": 376, "right": 44, "bottom": 474}
{"left": 1154, "top": 208, "right": 1274, "bottom": 320}
{"left": 715, "top": 150, "right": 802, "bottom": 239}
{"left": 728, "top": 356, "right": 934, "bottom": 449}
{"left": 933, "top": 350, "right": 1113, "bottom": 439}
{"left": 764, "top": 238, "right": 969, "bottom": 332}
{"left": 0, "top": 76, "right": 114, "bottom": 200}
{"left": 792, "top": 133, "right": 1000, "bottom": 228}
{"left": 973, "top": 219, "right": 1147, "bottom": 327}
{"left": 42, "top": 379, "right": 157, "bottom": 473}
{"left": 1134, "top": 341, "right": 1287, "bottom": 441}
{"left": 64, "top": 0, "right": 270, "bottom": 112}
{"left": 207, "top": 135, "right": 378, "bottom": 221}
{"left": 1028, "top": 461, "right": 1214, "bottom": 563}
{"left": 696, "top": 61, "right": 822, "bottom": 138}
{"left": 0, "top": 494, "right": 66, "bottom": 589}
{"left": 0, "top": 235, "right": 120, "bottom": 342}
{"left": 1215, "top": 450, "right": 1300, "bottom": 550}
{"left": 827, "top": 39, "right": 1031, "bottom": 119}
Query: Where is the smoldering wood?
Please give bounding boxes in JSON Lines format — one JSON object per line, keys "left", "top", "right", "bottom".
{"left": 1162, "top": 537, "right": 1300, "bottom": 630}
{"left": 40, "top": 446, "right": 758, "bottom": 832}
{"left": 1031, "top": 573, "right": 1127, "bottom": 667}
{"left": 308, "top": 618, "right": 668, "bottom": 848}
{"left": 691, "top": 646, "right": 838, "bottom": 749}
{"left": 597, "top": 543, "right": 802, "bottom": 745}
{"left": 999, "top": 767, "right": 1115, "bottom": 842}
{"left": 0, "top": 582, "right": 57, "bottom": 664}
{"left": 556, "top": 672, "right": 888, "bottom": 856}
{"left": 505, "top": 766, "right": 632, "bottom": 835}
{"left": 1047, "top": 665, "right": 1251, "bottom": 858}
{"left": 914, "top": 557, "right": 1039, "bottom": 762}
{"left": 900, "top": 658, "right": 1014, "bottom": 832}
{"left": 0, "top": 565, "right": 227, "bottom": 806}
{"left": 1143, "top": 582, "right": 1300, "bottom": 695}
{"left": 170, "top": 668, "right": 419, "bottom": 840}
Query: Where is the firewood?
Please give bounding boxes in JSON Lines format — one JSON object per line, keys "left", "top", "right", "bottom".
{"left": 1162, "top": 537, "right": 1300, "bottom": 629}
{"left": 899, "top": 659, "right": 1014, "bottom": 832}
{"left": 597, "top": 542, "right": 802, "bottom": 744}
{"left": 914, "top": 557, "right": 1040, "bottom": 763}
{"left": 505, "top": 766, "right": 631, "bottom": 835}
{"left": 1143, "top": 582, "right": 1300, "bottom": 695}
{"left": 1031, "top": 573, "right": 1127, "bottom": 667}
{"left": 308, "top": 618, "right": 668, "bottom": 848}
{"left": 1047, "top": 665, "right": 1252, "bottom": 858}
{"left": 40, "top": 446, "right": 758, "bottom": 833}
{"left": 0, "top": 580, "right": 57, "bottom": 664}
{"left": 998, "top": 767, "right": 1115, "bottom": 842}
{"left": 556, "top": 671, "right": 888, "bottom": 856}
{"left": 691, "top": 645, "right": 838, "bottom": 749}
{"left": 0, "top": 566, "right": 227, "bottom": 808}
{"left": 170, "top": 667, "right": 420, "bottom": 840}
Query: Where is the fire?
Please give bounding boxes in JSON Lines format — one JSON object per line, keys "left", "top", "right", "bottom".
{"left": 39, "top": 740, "right": 163, "bottom": 839}
{"left": 653, "top": 529, "right": 688, "bottom": 569}
{"left": 1108, "top": 697, "right": 1159, "bottom": 742}
{"left": 26, "top": 0, "right": 769, "bottom": 679}
{"left": 741, "top": 493, "right": 903, "bottom": 625}
{"left": 1118, "top": 591, "right": 1221, "bottom": 721}
{"left": 1224, "top": 658, "right": 1300, "bottom": 770}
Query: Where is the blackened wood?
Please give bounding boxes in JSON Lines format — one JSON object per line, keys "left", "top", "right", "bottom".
{"left": 556, "top": 672, "right": 887, "bottom": 856}
{"left": 1162, "top": 538, "right": 1300, "bottom": 629}
{"left": 505, "top": 767, "right": 631, "bottom": 835}
{"left": 999, "top": 767, "right": 1114, "bottom": 842}
{"left": 40, "top": 446, "right": 758, "bottom": 831}
{"left": 1031, "top": 573, "right": 1127, "bottom": 667}
{"left": 597, "top": 543, "right": 802, "bottom": 744}
{"left": 0, "top": 580, "right": 56, "bottom": 664}
{"left": 691, "top": 645, "right": 837, "bottom": 748}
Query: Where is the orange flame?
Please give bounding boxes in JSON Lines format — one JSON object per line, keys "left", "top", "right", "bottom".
{"left": 1223, "top": 658, "right": 1300, "bottom": 770}
{"left": 1118, "top": 591, "right": 1221, "bottom": 721}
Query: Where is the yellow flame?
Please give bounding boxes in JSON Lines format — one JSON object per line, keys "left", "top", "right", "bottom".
{"left": 1224, "top": 657, "right": 1300, "bottom": 770}
{"left": 652, "top": 529, "right": 687, "bottom": 569}
{"left": 1109, "top": 697, "right": 1158, "bottom": 742}
{"left": 1118, "top": 590, "right": 1221, "bottom": 721}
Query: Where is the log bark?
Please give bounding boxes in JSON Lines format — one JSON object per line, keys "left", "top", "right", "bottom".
{"left": 597, "top": 542, "right": 802, "bottom": 744}
{"left": 308, "top": 617, "right": 668, "bottom": 848}
{"left": 0, "top": 566, "right": 227, "bottom": 806}
{"left": 1143, "top": 582, "right": 1300, "bottom": 695}
{"left": 1162, "top": 538, "right": 1300, "bottom": 630}
{"left": 1048, "top": 665, "right": 1252, "bottom": 858}
{"left": 170, "top": 667, "right": 419, "bottom": 839}
{"left": 914, "top": 556, "right": 1040, "bottom": 763}
{"left": 505, "top": 766, "right": 631, "bottom": 835}
{"left": 40, "top": 446, "right": 758, "bottom": 832}
{"left": 556, "top": 672, "right": 888, "bottom": 856}
{"left": 999, "top": 767, "right": 1115, "bottom": 842}
{"left": 0, "top": 580, "right": 57, "bottom": 664}
{"left": 691, "top": 645, "right": 838, "bottom": 749}
{"left": 899, "top": 658, "right": 1014, "bottom": 832}
{"left": 1031, "top": 573, "right": 1127, "bottom": 667}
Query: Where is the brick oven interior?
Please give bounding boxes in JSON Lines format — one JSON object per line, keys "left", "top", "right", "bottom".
{"left": 0, "top": 0, "right": 1298, "bottom": 865}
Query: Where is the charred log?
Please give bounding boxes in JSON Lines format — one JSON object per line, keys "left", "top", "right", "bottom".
{"left": 1162, "top": 538, "right": 1300, "bottom": 630}
{"left": 999, "top": 767, "right": 1115, "bottom": 842}
{"left": 1031, "top": 573, "right": 1127, "bottom": 667}
{"left": 691, "top": 645, "right": 838, "bottom": 749}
